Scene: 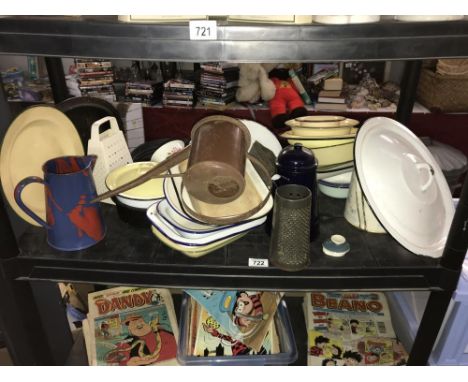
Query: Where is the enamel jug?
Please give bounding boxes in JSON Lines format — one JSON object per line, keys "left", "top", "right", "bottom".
{"left": 14, "top": 155, "right": 106, "bottom": 251}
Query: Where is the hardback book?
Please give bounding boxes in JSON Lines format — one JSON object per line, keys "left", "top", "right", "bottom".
{"left": 84, "top": 286, "right": 179, "bottom": 366}
{"left": 323, "top": 78, "right": 343, "bottom": 91}
{"left": 314, "top": 102, "right": 347, "bottom": 111}
{"left": 318, "top": 90, "right": 342, "bottom": 98}
{"left": 317, "top": 96, "right": 346, "bottom": 104}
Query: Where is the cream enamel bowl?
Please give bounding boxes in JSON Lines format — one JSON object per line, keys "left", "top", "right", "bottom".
{"left": 105, "top": 162, "right": 165, "bottom": 208}
{"left": 290, "top": 125, "right": 352, "bottom": 137}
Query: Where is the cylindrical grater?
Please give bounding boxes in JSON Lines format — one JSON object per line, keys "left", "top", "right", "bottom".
{"left": 269, "top": 184, "right": 311, "bottom": 271}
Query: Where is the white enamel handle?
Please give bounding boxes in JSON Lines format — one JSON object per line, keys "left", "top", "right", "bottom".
{"left": 416, "top": 163, "right": 434, "bottom": 192}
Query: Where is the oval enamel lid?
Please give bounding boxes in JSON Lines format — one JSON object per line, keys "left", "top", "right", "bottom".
{"left": 354, "top": 117, "right": 455, "bottom": 258}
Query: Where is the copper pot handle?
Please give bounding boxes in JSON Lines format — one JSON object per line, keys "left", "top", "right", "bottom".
{"left": 90, "top": 145, "right": 191, "bottom": 203}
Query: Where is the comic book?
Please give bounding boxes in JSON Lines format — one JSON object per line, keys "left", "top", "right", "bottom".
{"left": 85, "top": 286, "right": 179, "bottom": 366}
{"left": 82, "top": 318, "right": 92, "bottom": 364}
{"left": 185, "top": 290, "right": 282, "bottom": 352}
{"left": 304, "top": 292, "right": 408, "bottom": 366}
{"left": 188, "top": 297, "right": 280, "bottom": 357}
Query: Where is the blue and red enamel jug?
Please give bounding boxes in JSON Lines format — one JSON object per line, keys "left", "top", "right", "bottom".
{"left": 14, "top": 155, "right": 106, "bottom": 251}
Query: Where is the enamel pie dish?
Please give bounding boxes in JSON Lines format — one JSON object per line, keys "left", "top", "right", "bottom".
{"left": 354, "top": 117, "right": 455, "bottom": 258}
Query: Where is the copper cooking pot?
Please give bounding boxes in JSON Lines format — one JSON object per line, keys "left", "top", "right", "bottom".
{"left": 184, "top": 115, "right": 251, "bottom": 204}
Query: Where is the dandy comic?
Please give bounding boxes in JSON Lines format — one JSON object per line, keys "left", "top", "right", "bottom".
{"left": 185, "top": 290, "right": 282, "bottom": 352}
{"left": 188, "top": 297, "right": 280, "bottom": 357}
{"left": 304, "top": 292, "right": 408, "bottom": 366}
{"left": 85, "top": 287, "right": 179, "bottom": 366}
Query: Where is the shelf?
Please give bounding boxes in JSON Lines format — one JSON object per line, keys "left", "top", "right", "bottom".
{"left": 12, "top": 194, "right": 456, "bottom": 292}
{"left": 2, "top": 17, "right": 468, "bottom": 62}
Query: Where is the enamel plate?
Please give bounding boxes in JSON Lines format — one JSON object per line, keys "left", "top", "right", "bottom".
{"left": 0, "top": 106, "right": 84, "bottom": 226}
{"left": 355, "top": 117, "right": 455, "bottom": 258}
{"left": 239, "top": 119, "right": 282, "bottom": 157}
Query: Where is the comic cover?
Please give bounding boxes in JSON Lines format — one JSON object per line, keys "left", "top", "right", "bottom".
{"left": 304, "top": 292, "right": 408, "bottom": 366}
{"left": 188, "top": 297, "right": 280, "bottom": 357}
{"left": 185, "top": 290, "right": 282, "bottom": 352}
{"left": 86, "top": 287, "right": 179, "bottom": 366}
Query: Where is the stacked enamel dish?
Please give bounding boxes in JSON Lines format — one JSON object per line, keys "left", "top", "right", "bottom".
{"left": 146, "top": 119, "right": 281, "bottom": 258}
{"left": 280, "top": 116, "right": 359, "bottom": 179}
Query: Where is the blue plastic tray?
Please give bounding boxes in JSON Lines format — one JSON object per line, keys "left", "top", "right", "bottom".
{"left": 177, "top": 293, "right": 298, "bottom": 366}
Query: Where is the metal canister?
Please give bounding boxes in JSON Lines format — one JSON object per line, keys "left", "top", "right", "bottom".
{"left": 276, "top": 143, "right": 320, "bottom": 241}
{"left": 184, "top": 115, "right": 251, "bottom": 204}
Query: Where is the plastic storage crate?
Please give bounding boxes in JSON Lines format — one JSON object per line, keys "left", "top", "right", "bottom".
{"left": 387, "top": 255, "right": 468, "bottom": 365}
{"left": 177, "top": 294, "right": 298, "bottom": 365}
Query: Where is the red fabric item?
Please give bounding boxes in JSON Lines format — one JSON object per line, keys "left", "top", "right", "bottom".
{"left": 268, "top": 78, "right": 305, "bottom": 117}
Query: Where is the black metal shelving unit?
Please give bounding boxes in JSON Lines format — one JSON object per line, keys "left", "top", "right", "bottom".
{"left": 0, "top": 16, "right": 467, "bottom": 366}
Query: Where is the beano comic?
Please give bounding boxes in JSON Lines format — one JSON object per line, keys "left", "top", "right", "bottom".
{"left": 85, "top": 286, "right": 178, "bottom": 366}
{"left": 304, "top": 292, "right": 408, "bottom": 366}
{"left": 185, "top": 290, "right": 282, "bottom": 352}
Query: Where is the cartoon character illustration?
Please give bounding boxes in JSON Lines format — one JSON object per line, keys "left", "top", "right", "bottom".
{"left": 322, "top": 358, "right": 337, "bottom": 366}
{"left": 232, "top": 292, "right": 268, "bottom": 328}
{"left": 309, "top": 335, "right": 330, "bottom": 356}
{"left": 342, "top": 350, "right": 362, "bottom": 366}
{"left": 330, "top": 344, "right": 343, "bottom": 359}
{"left": 350, "top": 319, "right": 360, "bottom": 334}
{"left": 100, "top": 322, "right": 110, "bottom": 337}
{"left": 365, "top": 351, "right": 380, "bottom": 365}
{"left": 202, "top": 323, "right": 267, "bottom": 356}
{"left": 104, "top": 314, "right": 176, "bottom": 366}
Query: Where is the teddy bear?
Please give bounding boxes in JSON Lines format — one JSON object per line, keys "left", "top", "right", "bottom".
{"left": 235, "top": 63, "right": 277, "bottom": 104}
{"left": 268, "top": 65, "right": 308, "bottom": 130}
{"left": 236, "top": 63, "right": 308, "bottom": 130}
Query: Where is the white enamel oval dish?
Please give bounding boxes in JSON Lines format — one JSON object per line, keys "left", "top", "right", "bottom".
{"left": 355, "top": 117, "right": 455, "bottom": 258}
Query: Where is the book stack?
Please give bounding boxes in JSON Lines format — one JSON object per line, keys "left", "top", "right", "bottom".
{"left": 197, "top": 62, "right": 239, "bottom": 108}
{"left": 82, "top": 286, "right": 179, "bottom": 366}
{"left": 162, "top": 79, "right": 196, "bottom": 108}
{"left": 75, "top": 59, "right": 116, "bottom": 102}
{"left": 114, "top": 102, "right": 145, "bottom": 152}
{"left": 124, "top": 81, "right": 163, "bottom": 105}
{"left": 315, "top": 78, "right": 347, "bottom": 112}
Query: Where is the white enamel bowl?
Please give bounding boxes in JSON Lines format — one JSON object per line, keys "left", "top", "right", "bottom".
{"left": 151, "top": 225, "right": 247, "bottom": 258}
{"left": 318, "top": 171, "right": 352, "bottom": 199}
{"left": 148, "top": 200, "right": 266, "bottom": 246}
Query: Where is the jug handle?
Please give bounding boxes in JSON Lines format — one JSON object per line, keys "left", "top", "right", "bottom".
{"left": 14, "top": 176, "right": 50, "bottom": 228}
